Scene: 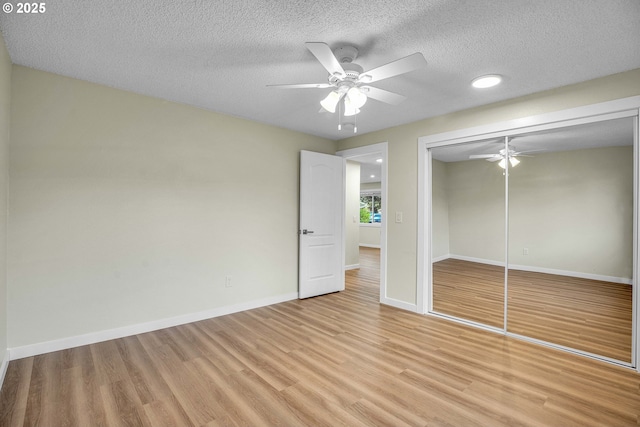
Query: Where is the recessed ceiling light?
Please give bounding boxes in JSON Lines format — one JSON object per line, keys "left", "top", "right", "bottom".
{"left": 471, "top": 74, "right": 502, "bottom": 89}
{"left": 376, "top": 158, "right": 383, "bottom": 163}
{"left": 370, "top": 175, "right": 375, "bottom": 178}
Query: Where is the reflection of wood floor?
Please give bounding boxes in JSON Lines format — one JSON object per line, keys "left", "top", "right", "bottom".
{"left": 3, "top": 249, "right": 640, "bottom": 425}
{"left": 433, "top": 258, "right": 633, "bottom": 362}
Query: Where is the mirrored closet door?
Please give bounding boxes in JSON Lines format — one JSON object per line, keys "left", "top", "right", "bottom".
{"left": 431, "top": 139, "right": 506, "bottom": 330}
{"left": 506, "top": 118, "right": 634, "bottom": 363}
{"left": 428, "top": 115, "right": 636, "bottom": 365}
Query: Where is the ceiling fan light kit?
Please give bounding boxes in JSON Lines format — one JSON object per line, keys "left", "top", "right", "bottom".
{"left": 498, "top": 157, "right": 520, "bottom": 169}
{"left": 347, "top": 87, "right": 367, "bottom": 109}
{"left": 320, "top": 91, "right": 341, "bottom": 113}
{"left": 268, "top": 42, "right": 427, "bottom": 133}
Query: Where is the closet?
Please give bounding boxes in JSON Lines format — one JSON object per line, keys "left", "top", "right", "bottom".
{"left": 427, "top": 116, "right": 635, "bottom": 365}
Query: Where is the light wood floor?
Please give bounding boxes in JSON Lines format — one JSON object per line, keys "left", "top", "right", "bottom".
{"left": 2, "top": 249, "right": 640, "bottom": 426}
{"left": 433, "top": 258, "right": 633, "bottom": 362}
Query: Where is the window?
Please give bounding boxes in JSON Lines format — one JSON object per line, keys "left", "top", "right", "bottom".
{"left": 360, "top": 193, "right": 382, "bottom": 223}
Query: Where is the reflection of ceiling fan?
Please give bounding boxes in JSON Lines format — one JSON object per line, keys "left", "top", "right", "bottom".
{"left": 469, "top": 143, "right": 538, "bottom": 169}
{"left": 268, "top": 42, "right": 427, "bottom": 132}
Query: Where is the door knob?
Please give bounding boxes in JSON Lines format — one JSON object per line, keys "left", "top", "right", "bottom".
{"left": 301, "top": 229, "right": 314, "bottom": 235}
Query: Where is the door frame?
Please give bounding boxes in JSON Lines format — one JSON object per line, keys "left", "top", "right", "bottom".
{"left": 417, "top": 96, "right": 640, "bottom": 370}
{"left": 337, "top": 142, "right": 388, "bottom": 305}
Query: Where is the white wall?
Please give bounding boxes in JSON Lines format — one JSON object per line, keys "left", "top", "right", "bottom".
{"left": 337, "top": 68, "right": 640, "bottom": 305}
{"left": 345, "top": 161, "right": 360, "bottom": 267}
{"left": 361, "top": 182, "right": 381, "bottom": 192}
{"left": 8, "top": 66, "right": 336, "bottom": 349}
{"left": 0, "top": 33, "right": 10, "bottom": 369}
{"left": 359, "top": 225, "right": 381, "bottom": 248}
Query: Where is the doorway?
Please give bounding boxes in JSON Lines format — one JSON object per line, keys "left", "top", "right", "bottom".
{"left": 337, "top": 142, "right": 388, "bottom": 303}
{"left": 417, "top": 97, "right": 640, "bottom": 369}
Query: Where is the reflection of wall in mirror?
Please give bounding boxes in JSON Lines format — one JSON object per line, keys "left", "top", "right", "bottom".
{"left": 432, "top": 145, "right": 633, "bottom": 282}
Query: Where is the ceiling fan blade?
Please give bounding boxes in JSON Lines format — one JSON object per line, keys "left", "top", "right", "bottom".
{"left": 469, "top": 154, "right": 499, "bottom": 159}
{"left": 487, "top": 157, "right": 503, "bottom": 162}
{"left": 361, "top": 86, "right": 407, "bottom": 105}
{"left": 305, "top": 42, "right": 346, "bottom": 78}
{"left": 512, "top": 149, "right": 546, "bottom": 155}
{"left": 267, "top": 83, "right": 333, "bottom": 89}
{"left": 359, "top": 52, "right": 427, "bottom": 83}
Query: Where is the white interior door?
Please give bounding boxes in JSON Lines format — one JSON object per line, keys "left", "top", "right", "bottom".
{"left": 299, "top": 150, "right": 344, "bottom": 298}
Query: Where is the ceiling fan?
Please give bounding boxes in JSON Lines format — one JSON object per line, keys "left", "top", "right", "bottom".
{"left": 268, "top": 42, "right": 427, "bottom": 132}
{"left": 469, "top": 141, "right": 538, "bottom": 169}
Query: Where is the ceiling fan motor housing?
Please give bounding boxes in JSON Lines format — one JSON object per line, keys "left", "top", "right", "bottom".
{"left": 333, "top": 45, "right": 358, "bottom": 63}
{"left": 329, "top": 47, "right": 364, "bottom": 86}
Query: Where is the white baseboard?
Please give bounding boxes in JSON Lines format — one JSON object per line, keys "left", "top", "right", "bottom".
{"left": 344, "top": 264, "right": 360, "bottom": 270}
{"left": 508, "top": 263, "right": 632, "bottom": 285}
{"left": 442, "top": 254, "right": 632, "bottom": 285}
{"left": 380, "top": 296, "right": 418, "bottom": 313}
{"left": 0, "top": 350, "right": 9, "bottom": 392}
{"left": 448, "top": 254, "right": 505, "bottom": 267}
{"left": 9, "top": 292, "right": 298, "bottom": 361}
{"left": 359, "top": 244, "right": 381, "bottom": 249}
{"left": 431, "top": 254, "right": 450, "bottom": 263}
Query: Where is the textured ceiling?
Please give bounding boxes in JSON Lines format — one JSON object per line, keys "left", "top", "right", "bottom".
{"left": 1, "top": 0, "right": 639, "bottom": 140}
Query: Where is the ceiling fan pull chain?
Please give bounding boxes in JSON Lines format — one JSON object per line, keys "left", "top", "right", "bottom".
{"left": 354, "top": 109, "right": 357, "bottom": 133}
{"left": 338, "top": 98, "right": 342, "bottom": 130}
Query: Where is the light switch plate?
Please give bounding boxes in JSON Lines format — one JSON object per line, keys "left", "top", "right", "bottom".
{"left": 395, "top": 211, "right": 403, "bottom": 223}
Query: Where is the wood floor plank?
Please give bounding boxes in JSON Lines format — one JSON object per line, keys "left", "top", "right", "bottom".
{"left": 279, "top": 382, "right": 369, "bottom": 427}
{"left": 22, "top": 352, "right": 63, "bottom": 427}
{"left": 115, "top": 336, "right": 172, "bottom": 405}
{"left": 66, "top": 363, "right": 107, "bottom": 427}
{"left": 142, "top": 344, "right": 218, "bottom": 426}
{"left": 100, "top": 379, "right": 152, "bottom": 427}
{"left": 0, "top": 358, "right": 32, "bottom": 427}
{"left": 349, "top": 398, "right": 415, "bottom": 427}
{"left": 142, "top": 395, "right": 195, "bottom": 427}
{"left": 90, "top": 341, "right": 130, "bottom": 387}
{"left": 186, "top": 356, "right": 270, "bottom": 427}
{"left": 1, "top": 247, "right": 640, "bottom": 426}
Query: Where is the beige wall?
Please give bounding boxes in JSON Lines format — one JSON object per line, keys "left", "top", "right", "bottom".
{"left": 0, "top": 34, "right": 10, "bottom": 358}
{"left": 345, "top": 161, "right": 360, "bottom": 266}
{"left": 337, "top": 68, "right": 640, "bottom": 305}
{"left": 9, "top": 66, "right": 336, "bottom": 348}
